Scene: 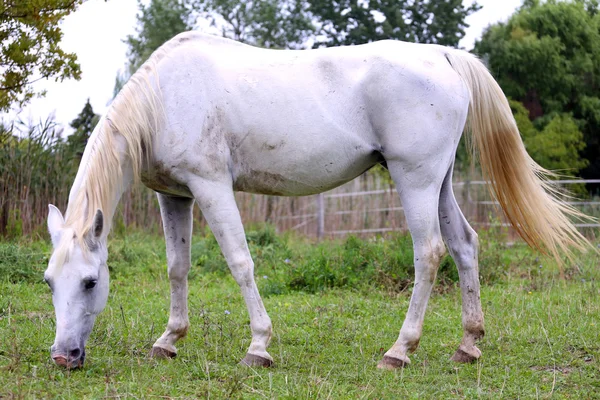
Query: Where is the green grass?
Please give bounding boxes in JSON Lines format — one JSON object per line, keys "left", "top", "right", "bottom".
{"left": 0, "top": 228, "right": 599, "bottom": 398}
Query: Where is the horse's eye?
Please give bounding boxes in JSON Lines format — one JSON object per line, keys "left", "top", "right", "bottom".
{"left": 84, "top": 279, "right": 97, "bottom": 290}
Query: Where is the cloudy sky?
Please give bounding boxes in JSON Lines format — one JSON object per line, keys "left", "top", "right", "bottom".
{"left": 13, "top": 0, "right": 523, "bottom": 132}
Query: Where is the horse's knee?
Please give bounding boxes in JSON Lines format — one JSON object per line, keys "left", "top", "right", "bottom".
{"left": 228, "top": 257, "right": 255, "bottom": 286}
{"left": 415, "top": 239, "right": 446, "bottom": 282}
{"left": 167, "top": 260, "right": 191, "bottom": 281}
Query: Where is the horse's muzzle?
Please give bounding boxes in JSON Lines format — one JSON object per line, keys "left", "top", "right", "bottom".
{"left": 52, "top": 349, "right": 86, "bottom": 369}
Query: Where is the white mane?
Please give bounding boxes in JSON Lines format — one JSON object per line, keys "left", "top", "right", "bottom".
{"left": 61, "top": 33, "right": 195, "bottom": 251}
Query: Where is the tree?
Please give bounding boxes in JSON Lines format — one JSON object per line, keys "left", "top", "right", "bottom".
{"left": 510, "top": 100, "right": 588, "bottom": 174}
{"left": 308, "top": 0, "right": 481, "bottom": 48}
{"left": 67, "top": 98, "right": 99, "bottom": 159}
{"left": 125, "top": 0, "right": 195, "bottom": 72}
{"left": 197, "top": 0, "right": 313, "bottom": 48}
{"left": 196, "top": 0, "right": 481, "bottom": 49}
{"left": 113, "top": 0, "right": 196, "bottom": 96}
{"left": 474, "top": 0, "right": 600, "bottom": 180}
{"left": 0, "top": 0, "right": 82, "bottom": 112}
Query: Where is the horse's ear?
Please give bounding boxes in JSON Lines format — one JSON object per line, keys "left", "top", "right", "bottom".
{"left": 47, "top": 204, "right": 64, "bottom": 247}
{"left": 92, "top": 209, "right": 104, "bottom": 239}
{"left": 84, "top": 210, "right": 104, "bottom": 251}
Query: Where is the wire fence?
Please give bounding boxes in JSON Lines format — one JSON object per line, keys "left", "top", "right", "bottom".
{"left": 256, "top": 178, "right": 600, "bottom": 239}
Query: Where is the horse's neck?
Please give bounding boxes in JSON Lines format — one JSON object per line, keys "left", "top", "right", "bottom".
{"left": 67, "top": 165, "right": 133, "bottom": 224}
{"left": 65, "top": 123, "right": 134, "bottom": 230}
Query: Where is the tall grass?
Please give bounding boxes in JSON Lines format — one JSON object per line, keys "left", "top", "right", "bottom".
{"left": 0, "top": 118, "right": 74, "bottom": 237}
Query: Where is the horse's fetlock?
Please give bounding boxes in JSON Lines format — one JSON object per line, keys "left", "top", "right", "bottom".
{"left": 407, "top": 338, "right": 420, "bottom": 352}
{"left": 168, "top": 322, "right": 189, "bottom": 337}
{"left": 399, "top": 328, "right": 421, "bottom": 351}
{"left": 469, "top": 326, "right": 485, "bottom": 340}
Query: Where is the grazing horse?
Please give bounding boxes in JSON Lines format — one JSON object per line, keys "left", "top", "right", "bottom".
{"left": 44, "top": 32, "right": 589, "bottom": 369}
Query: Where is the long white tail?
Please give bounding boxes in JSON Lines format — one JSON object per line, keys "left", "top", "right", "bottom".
{"left": 445, "top": 50, "right": 592, "bottom": 263}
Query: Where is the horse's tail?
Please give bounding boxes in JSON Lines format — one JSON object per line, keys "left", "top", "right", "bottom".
{"left": 444, "top": 49, "right": 592, "bottom": 262}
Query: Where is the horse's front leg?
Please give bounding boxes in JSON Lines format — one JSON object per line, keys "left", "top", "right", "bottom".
{"left": 189, "top": 178, "right": 273, "bottom": 367}
{"left": 150, "top": 194, "right": 195, "bottom": 358}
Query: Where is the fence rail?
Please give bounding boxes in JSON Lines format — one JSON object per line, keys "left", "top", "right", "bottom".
{"left": 264, "top": 178, "right": 600, "bottom": 239}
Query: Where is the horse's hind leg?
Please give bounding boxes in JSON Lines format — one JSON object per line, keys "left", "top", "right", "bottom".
{"left": 188, "top": 178, "right": 273, "bottom": 367}
{"left": 151, "top": 194, "right": 195, "bottom": 358}
{"left": 378, "top": 160, "right": 447, "bottom": 369}
{"left": 438, "top": 165, "right": 485, "bottom": 362}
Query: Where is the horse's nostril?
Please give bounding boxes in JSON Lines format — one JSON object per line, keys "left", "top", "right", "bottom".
{"left": 68, "top": 348, "right": 81, "bottom": 360}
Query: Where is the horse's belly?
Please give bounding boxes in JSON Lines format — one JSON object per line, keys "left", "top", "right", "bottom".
{"left": 231, "top": 151, "right": 380, "bottom": 196}
{"left": 232, "top": 170, "right": 365, "bottom": 196}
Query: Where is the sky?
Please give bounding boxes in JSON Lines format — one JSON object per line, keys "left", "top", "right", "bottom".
{"left": 11, "top": 0, "right": 524, "bottom": 132}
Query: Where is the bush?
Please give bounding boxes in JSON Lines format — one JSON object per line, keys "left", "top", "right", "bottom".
{"left": 275, "top": 234, "right": 458, "bottom": 294}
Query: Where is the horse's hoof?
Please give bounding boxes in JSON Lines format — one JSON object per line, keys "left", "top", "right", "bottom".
{"left": 377, "top": 355, "right": 410, "bottom": 370}
{"left": 450, "top": 346, "right": 481, "bottom": 363}
{"left": 149, "top": 346, "right": 177, "bottom": 359}
{"left": 240, "top": 353, "right": 273, "bottom": 367}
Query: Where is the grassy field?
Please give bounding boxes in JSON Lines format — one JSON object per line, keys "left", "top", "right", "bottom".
{"left": 0, "top": 227, "right": 599, "bottom": 399}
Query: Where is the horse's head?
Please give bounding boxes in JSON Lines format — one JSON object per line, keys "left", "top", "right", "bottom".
{"left": 45, "top": 204, "right": 109, "bottom": 369}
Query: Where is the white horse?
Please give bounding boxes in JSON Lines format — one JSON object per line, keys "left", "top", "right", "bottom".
{"left": 45, "top": 32, "right": 589, "bottom": 369}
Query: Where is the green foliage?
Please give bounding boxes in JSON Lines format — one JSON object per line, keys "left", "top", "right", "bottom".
{"left": 66, "top": 98, "right": 99, "bottom": 160}
{"left": 125, "top": 0, "right": 195, "bottom": 71}
{"left": 197, "top": 0, "right": 313, "bottom": 48}
{"left": 474, "top": 0, "right": 600, "bottom": 179}
{"left": 510, "top": 98, "right": 537, "bottom": 138}
{"left": 4, "top": 226, "right": 586, "bottom": 291}
{"left": 510, "top": 99, "right": 588, "bottom": 173}
{"left": 367, "top": 163, "right": 394, "bottom": 186}
{"left": 195, "top": 0, "right": 481, "bottom": 49}
{"left": 0, "top": 0, "right": 82, "bottom": 112}
{"left": 111, "top": 226, "right": 536, "bottom": 297}
{"left": 191, "top": 229, "right": 227, "bottom": 275}
{"left": 284, "top": 235, "right": 416, "bottom": 293}
{"left": 307, "top": 0, "right": 481, "bottom": 48}
{"left": 113, "top": 0, "right": 195, "bottom": 95}
{"left": 527, "top": 113, "right": 588, "bottom": 172}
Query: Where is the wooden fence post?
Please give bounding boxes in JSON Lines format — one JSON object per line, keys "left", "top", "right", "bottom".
{"left": 317, "top": 193, "right": 325, "bottom": 240}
